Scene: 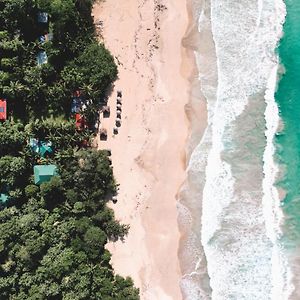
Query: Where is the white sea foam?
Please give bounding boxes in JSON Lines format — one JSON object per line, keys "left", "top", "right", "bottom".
{"left": 200, "top": 0, "right": 287, "bottom": 299}
{"left": 261, "top": 1, "right": 294, "bottom": 297}
{"left": 178, "top": 0, "right": 217, "bottom": 298}
{"left": 263, "top": 64, "right": 293, "bottom": 299}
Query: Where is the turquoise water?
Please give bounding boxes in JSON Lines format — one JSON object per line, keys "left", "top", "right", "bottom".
{"left": 275, "top": 0, "right": 300, "bottom": 246}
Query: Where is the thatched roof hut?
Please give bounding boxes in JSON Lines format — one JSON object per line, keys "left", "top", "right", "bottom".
{"left": 99, "top": 128, "right": 108, "bottom": 140}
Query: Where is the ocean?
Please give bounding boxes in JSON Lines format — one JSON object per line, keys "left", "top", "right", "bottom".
{"left": 275, "top": 0, "right": 300, "bottom": 298}
{"left": 177, "top": 0, "right": 300, "bottom": 299}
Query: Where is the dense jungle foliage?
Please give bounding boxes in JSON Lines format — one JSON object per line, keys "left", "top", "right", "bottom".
{"left": 0, "top": 0, "right": 139, "bottom": 299}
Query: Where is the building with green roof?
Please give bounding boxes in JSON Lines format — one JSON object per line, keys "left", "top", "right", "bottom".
{"left": 34, "top": 165, "right": 58, "bottom": 185}
{"left": 29, "top": 139, "right": 53, "bottom": 157}
{"left": 0, "top": 193, "right": 9, "bottom": 204}
{"left": 39, "top": 141, "right": 53, "bottom": 157}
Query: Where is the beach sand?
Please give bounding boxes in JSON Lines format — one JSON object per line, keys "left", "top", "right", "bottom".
{"left": 93, "top": 0, "right": 199, "bottom": 298}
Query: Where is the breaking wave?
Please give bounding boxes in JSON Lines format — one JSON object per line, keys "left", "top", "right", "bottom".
{"left": 179, "top": 0, "right": 289, "bottom": 299}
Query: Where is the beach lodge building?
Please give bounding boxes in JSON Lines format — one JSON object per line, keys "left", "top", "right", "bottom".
{"left": 34, "top": 165, "right": 58, "bottom": 185}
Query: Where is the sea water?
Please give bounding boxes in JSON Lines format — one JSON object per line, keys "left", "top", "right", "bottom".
{"left": 275, "top": 1, "right": 300, "bottom": 298}
{"left": 178, "top": 0, "right": 295, "bottom": 299}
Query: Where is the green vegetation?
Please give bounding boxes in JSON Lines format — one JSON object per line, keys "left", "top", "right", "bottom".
{"left": 0, "top": 0, "right": 139, "bottom": 299}
{"left": 0, "top": 0, "right": 117, "bottom": 120}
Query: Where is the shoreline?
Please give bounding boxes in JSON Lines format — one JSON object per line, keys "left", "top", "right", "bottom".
{"left": 178, "top": 0, "right": 217, "bottom": 298}
{"left": 93, "top": 0, "right": 204, "bottom": 298}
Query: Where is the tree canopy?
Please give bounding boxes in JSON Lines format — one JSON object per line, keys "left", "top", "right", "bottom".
{"left": 0, "top": 0, "right": 139, "bottom": 299}
{"left": 0, "top": 0, "right": 117, "bottom": 120}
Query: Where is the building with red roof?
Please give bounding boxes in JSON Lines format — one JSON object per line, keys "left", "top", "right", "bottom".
{"left": 0, "top": 99, "right": 7, "bottom": 121}
{"left": 75, "top": 113, "right": 85, "bottom": 130}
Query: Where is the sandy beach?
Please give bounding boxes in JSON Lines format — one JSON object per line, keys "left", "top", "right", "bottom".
{"left": 93, "top": 0, "right": 197, "bottom": 298}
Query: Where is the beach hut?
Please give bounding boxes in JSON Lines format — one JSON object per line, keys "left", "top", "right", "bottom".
{"left": 99, "top": 128, "right": 108, "bottom": 140}
{"left": 0, "top": 99, "right": 7, "bottom": 121}
{"left": 37, "top": 51, "right": 48, "bottom": 65}
{"left": 102, "top": 106, "right": 110, "bottom": 118}
{"left": 34, "top": 165, "right": 57, "bottom": 185}
{"left": 117, "top": 90, "right": 122, "bottom": 98}
{"left": 37, "top": 12, "right": 48, "bottom": 23}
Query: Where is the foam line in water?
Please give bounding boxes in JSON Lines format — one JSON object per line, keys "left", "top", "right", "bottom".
{"left": 263, "top": 63, "right": 293, "bottom": 299}
{"left": 201, "top": 0, "right": 287, "bottom": 298}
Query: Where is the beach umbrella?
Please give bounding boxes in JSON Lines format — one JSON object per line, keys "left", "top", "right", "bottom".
{"left": 113, "top": 127, "right": 118, "bottom": 134}
{"left": 117, "top": 90, "right": 122, "bottom": 97}
{"left": 115, "top": 118, "right": 121, "bottom": 127}
{"left": 117, "top": 97, "right": 122, "bottom": 104}
{"left": 116, "top": 104, "right": 122, "bottom": 110}
{"left": 112, "top": 196, "right": 118, "bottom": 203}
